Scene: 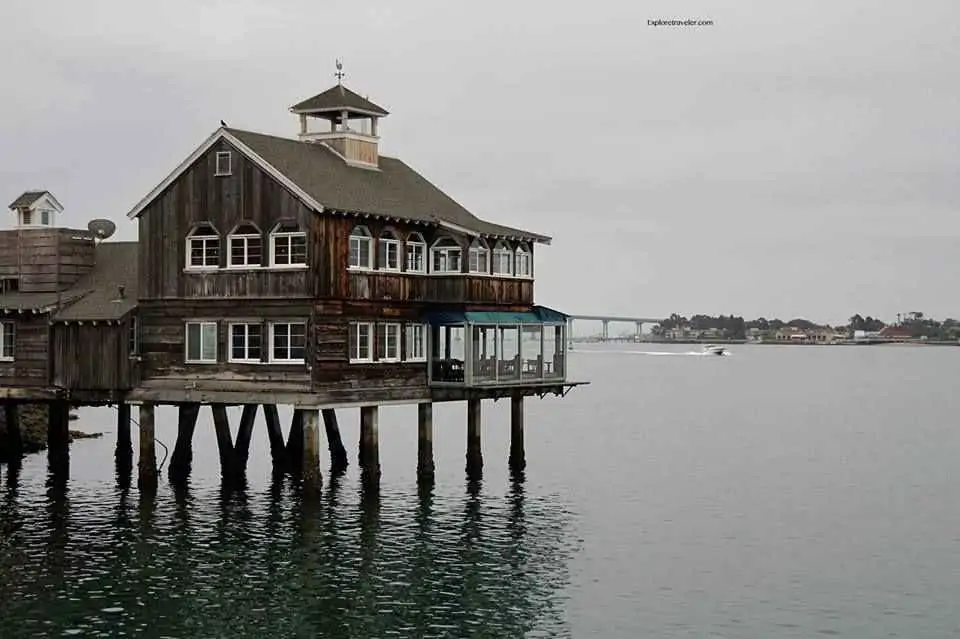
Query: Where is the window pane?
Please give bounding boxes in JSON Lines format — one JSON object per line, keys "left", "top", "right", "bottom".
{"left": 358, "top": 324, "right": 370, "bottom": 360}
{"left": 359, "top": 239, "right": 370, "bottom": 267}
{"left": 376, "top": 324, "right": 386, "bottom": 360}
{"left": 231, "top": 324, "right": 245, "bottom": 359}
{"left": 291, "top": 235, "right": 306, "bottom": 264}
{"left": 201, "top": 323, "right": 217, "bottom": 360}
{"left": 187, "top": 323, "right": 201, "bottom": 360}
{"left": 275, "top": 237, "right": 290, "bottom": 265}
{"left": 449, "top": 250, "right": 461, "bottom": 272}
{"left": 350, "top": 238, "right": 359, "bottom": 267}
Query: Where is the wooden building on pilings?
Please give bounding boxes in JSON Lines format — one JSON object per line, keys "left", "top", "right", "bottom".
{"left": 0, "top": 76, "right": 585, "bottom": 491}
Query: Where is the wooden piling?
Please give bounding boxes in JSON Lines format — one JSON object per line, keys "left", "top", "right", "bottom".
{"left": 211, "top": 403, "right": 237, "bottom": 483}
{"left": 417, "top": 402, "right": 435, "bottom": 483}
{"left": 2, "top": 403, "right": 23, "bottom": 463}
{"left": 322, "top": 408, "right": 348, "bottom": 473}
{"left": 301, "top": 408, "right": 322, "bottom": 495}
{"left": 466, "top": 398, "right": 483, "bottom": 479}
{"left": 262, "top": 404, "right": 287, "bottom": 474}
{"left": 115, "top": 403, "right": 132, "bottom": 471}
{"left": 234, "top": 404, "right": 258, "bottom": 472}
{"left": 509, "top": 395, "right": 526, "bottom": 473}
{"left": 286, "top": 409, "right": 304, "bottom": 476}
{"left": 168, "top": 403, "right": 199, "bottom": 482}
{"left": 47, "top": 401, "right": 70, "bottom": 470}
{"left": 359, "top": 406, "right": 380, "bottom": 482}
{"left": 138, "top": 403, "right": 157, "bottom": 489}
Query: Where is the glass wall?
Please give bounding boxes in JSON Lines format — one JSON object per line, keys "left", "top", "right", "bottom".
{"left": 543, "top": 324, "right": 564, "bottom": 378}
{"left": 520, "top": 325, "right": 543, "bottom": 381}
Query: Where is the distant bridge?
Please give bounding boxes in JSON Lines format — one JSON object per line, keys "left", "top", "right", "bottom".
{"left": 566, "top": 314, "right": 666, "bottom": 341}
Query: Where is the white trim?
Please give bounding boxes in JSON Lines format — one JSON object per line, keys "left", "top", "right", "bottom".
{"left": 228, "top": 231, "right": 262, "bottom": 267}
{"left": 268, "top": 321, "right": 307, "bottom": 364}
{"left": 378, "top": 237, "right": 401, "bottom": 271}
{"left": 126, "top": 128, "right": 326, "bottom": 219}
{"left": 349, "top": 226, "right": 374, "bottom": 270}
{"left": 185, "top": 321, "right": 218, "bottom": 363}
{"left": 227, "top": 322, "right": 263, "bottom": 363}
{"left": 377, "top": 322, "right": 401, "bottom": 362}
{"left": 349, "top": 321, "right": 374, "bottom": 363}
{"left": 0, "top": 320, "right": 14, "bottom": 361}
{"left": 405, "top": 236, "right": 427, "bottom": 273}
{"left": 215, "top": 151, "right": 232, "bottom": 176}
{"left": 298, "top": 131, "right": 380, "bottom": 144}
{"left": 405, "top": 323, "right": 427, "bottom": 362}
{"left": 269, "top": 230, "right": 307, "bottom": 267}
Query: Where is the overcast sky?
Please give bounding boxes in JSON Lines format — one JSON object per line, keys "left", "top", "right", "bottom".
{"left": 1, "top": 0, "right": 957, "bottom": 326}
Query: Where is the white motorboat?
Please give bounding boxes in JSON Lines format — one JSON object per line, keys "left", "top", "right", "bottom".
{"left": 701, "top": 344, "right": 728, "bottom": 356}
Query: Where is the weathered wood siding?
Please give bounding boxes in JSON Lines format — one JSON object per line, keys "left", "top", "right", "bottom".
{"left": 137, "top": 139, "right": 314, "bottom": 300}
{"left": 0, "top": 229, "right": 96, "bottom": 293}
{"left": 0, "top": 315, "right": 48, "bottom": 386}
{"left": 138, "top": 298, "right": 313, "bottom": 383}
{"left": 50, "top": 317, "right": 138, "bottom": 390}
{"left": 311, "top": 215, "right": 534, "bottom": 305}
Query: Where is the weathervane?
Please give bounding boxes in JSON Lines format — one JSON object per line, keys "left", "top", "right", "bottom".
{"left": 335, "top": 58, "right": 345, "bottom": 84}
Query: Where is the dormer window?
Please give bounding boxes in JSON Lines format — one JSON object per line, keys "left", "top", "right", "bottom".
{"left": 515, "top": 244, "right": 532, "bottom": 278}
{"left": 186, "top": 223, "right": 220, "bottom": 269}
{"left": 270, "top": 221, "right": 307, "bottom": 267}
{"left": 215, "top": 151, "right": 232, "bottom": 176}
{"left": 228, "top": 222, "right": 262, "bottom": 267}
{"left": 430, "top": 237, "right": 461, "bottom": 274}
{"left": 349, "top": 226, "right": 373, "bottom": 270}
{"left": 468, "top": 238, "right": 489, "bottom": 274}
{"left": 492, "top": 241, "right": 513, "bottom": 276}
{"left": 406, "top": 232, "right": 426, "bottom": 273}
{"left": 378, "top": 230, "right": 400, "bottom": 271}
{"left": 40, "top": 210, "right": 51, "bottom": 226}
{"left": 21, "top": 210, "right": 33, "bottom": 225}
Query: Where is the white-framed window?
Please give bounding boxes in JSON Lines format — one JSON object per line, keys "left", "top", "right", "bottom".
{"left": 40, "top": 210, "right": 51, "bottom": 226}
{"left": 229, "top": 323, "right": 263, "bottom": 363}
{"left": 128, "top": 316, "right": 138, "bottom": 355}
{"left": 215, "top": 151, "right": 232, "bottom": 176}
{"left": 270, "top": 221, "right": 307, "bottom": 267}
{"left": 376, "top": 322, "right": 401, "bottom": 362}
{"left": 516, "top": 244, "right": 532, "bottom": 278}
{"left": 185, "top": 321, "right": 218, "bottom": 363}
{"left": 349, "top": 226, "right": 373, "bottom": 270}
{"left": 493, "top": 241, "right": 514, "bottom": 276}
{"left": 468, "top": 238, "right": 490, "bottom": 274}
{"left": 405, "top": 232, "right": 426, "bottom": 273}
{"left": 0, "top": 321, "right": 14, "bottom": 361}
{"left": 378, "top": 230, "right": 401, "bottom": 271}
{"left": 21, "top": 210, "right": 33, "bottom": 226}
{"left": 430, "top": 237, "right": 462, "bottom": 274}
{"left": 405, "top": 324, "right": 426, "bottom": 362}
{"left": 349, "top": 322, "right": 374, "bottom": 363}
{"left": 187, "top": 223, "right": 220, "bottom": 269}
{"left": 269, "top": 322, "right": 306, "bottom": 363}
{"left": 228, "top": 222, "right": 262, "bottom": 268}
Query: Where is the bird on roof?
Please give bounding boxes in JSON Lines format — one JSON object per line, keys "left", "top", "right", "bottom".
{"left": 220, "top": 119, "right": 227, "bottom": 127}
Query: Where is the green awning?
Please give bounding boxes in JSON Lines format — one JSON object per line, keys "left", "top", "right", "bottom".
{"left": 426, "top": 305, "right": 568, "bottom": 326}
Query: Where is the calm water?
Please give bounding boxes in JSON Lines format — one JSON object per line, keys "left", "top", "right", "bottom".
{"left": 2, "top": 344, "right": 960, "bottom": 637}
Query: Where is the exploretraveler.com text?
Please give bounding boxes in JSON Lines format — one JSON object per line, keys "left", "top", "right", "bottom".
{"left": 648, "top": 18, "right": 714, "bottom": 26}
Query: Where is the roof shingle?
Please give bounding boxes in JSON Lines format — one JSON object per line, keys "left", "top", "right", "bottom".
{"left": 290, "top": 84, "right": 389, "bottom": 117}
{"left": 52, "top": 242, "right": 138, "bottom": 321}
{"left": 8, "top": 191, "right": 47, "bottom": 209}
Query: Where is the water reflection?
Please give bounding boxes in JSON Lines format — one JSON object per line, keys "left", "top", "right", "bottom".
{"left": 0, "top": 466, "right": 578, "bottom": 637}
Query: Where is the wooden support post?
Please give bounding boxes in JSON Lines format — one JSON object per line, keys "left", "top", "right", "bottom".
{"left": 138, "top": 403, "right": 157, "bottom": 489}
{"left": 466, "top": 398, "right": 483, "bottom": 479}
{"left": 262, "top": 404, "right": 287, "bottom": 474}
{"left": 322, "top": 408, "right": 348, "bottom": 473}
{"left": 359, "top": 406, "right": 380, "bottom": 482}
{"left": 509, "top": 395, "right": 526, "bottom": 473}
{"left": 168, "top": 403, "right": 199, "bottom": 482}
{"left": 47, "top": 401, "right": 70, "bottom": 471}
{"left": 417, "top": 402, "right": 435, "bottom": 483}
{"left": 234, "top": 404, "right": 258, "bottom": 473}
{"left": 115, "top": 403, "right": 132, "bottom": 470}
{"left": 1, "top": 403, "right": 23, "bottom": 464}
{"left": 286, "top": 409, "right": 304, "bottom": 476}
{"left": 301, "top": 408, "right": 322, "bottom": 495}
{"left": 211, "top": 403, "right": 237, "bottom": 483}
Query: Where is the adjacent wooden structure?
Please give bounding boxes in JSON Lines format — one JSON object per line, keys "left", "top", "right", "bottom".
{"left": 0, "top": 75, "right": 585, "bottom": 491}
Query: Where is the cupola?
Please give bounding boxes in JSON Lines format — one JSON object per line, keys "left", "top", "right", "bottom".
{"left": 8, "top": 190, "right": 63, "bottom": 228}
{"left": 289, "top": 60, "right": 389, "bottom": 168}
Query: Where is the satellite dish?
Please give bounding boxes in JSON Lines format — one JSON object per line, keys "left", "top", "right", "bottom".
{"left": 87, "top": 219, "right": 117, "bottom": 241}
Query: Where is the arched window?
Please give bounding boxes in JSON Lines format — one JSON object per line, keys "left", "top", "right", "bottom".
{"left": 405, "top": 232, "right": 426, "bottom": 273}
{"left": 270, "top": 221, "right": 306, "bottom": 267}
{"left": 349, "top": 225, "right": 373, "bottom": 269}
{"left": 378, "top": 229, "right": 401, "bottom": 271}
{"left": 227, "top": 222, "right": 262, "bottom": 267}
{"left": 430, "top": 237, "right": 461, "bottom": 274}
{"left": 515, "top": 243, "right": 532, "bottom": 278}
{"left": 468, "top": 238, "right": 490, "bottom": 274}
{"left": 492, "top": 241, "right": 513, "bottom": 276}
{"left": 186, "top": 223, "right": 220, "bottom": 269}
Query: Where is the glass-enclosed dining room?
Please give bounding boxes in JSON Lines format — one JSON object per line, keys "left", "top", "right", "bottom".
{"left": 427, "top": 306, "right": 568, "bottom": 386}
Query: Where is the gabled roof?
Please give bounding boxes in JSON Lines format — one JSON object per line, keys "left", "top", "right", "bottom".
{"left": 9, "top": 190, "right": 62, "bottom": 211}
{"left": 290, "top": 84, "right": 389, "bottom": 117}
{"left": 53, "top": 242, "right": 138, "bottom": 321}
{"left": 125, "top": 128, "right": 551, "bottom": 244}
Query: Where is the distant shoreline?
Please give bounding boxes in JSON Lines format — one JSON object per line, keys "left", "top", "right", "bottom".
{"left": 570, "top": 338, "right": 960, "bottom": 347}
